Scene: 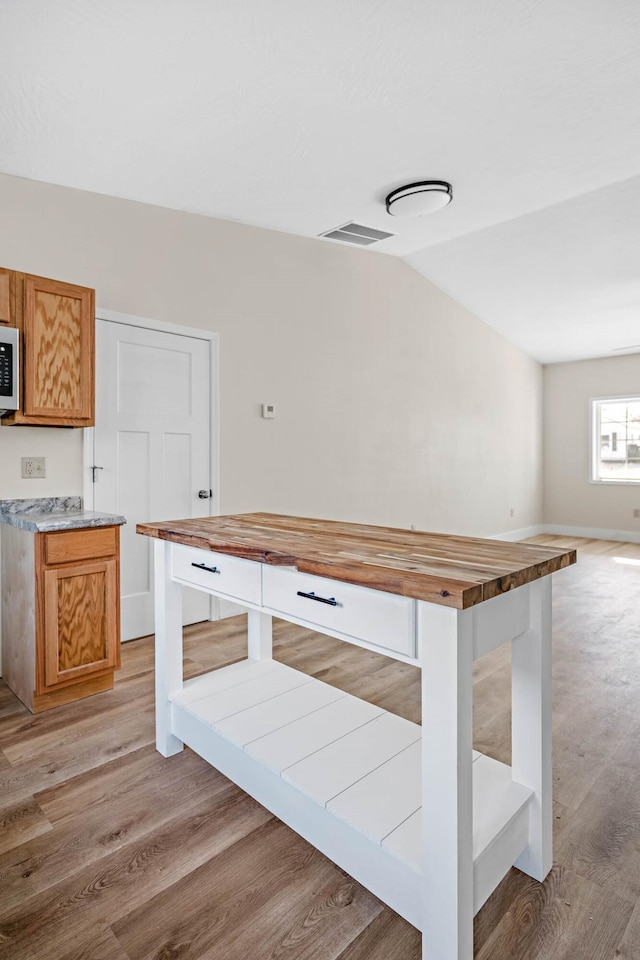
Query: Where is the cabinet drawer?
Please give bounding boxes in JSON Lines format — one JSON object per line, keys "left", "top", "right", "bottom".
{"left": 172, "top": 544, "right": 262, "bottom": 606}
{"left": 44, "top": 527, "right": 118, "bottom": 565}
{"left": 262, "top": 566, "right": 415, "bottom": 657}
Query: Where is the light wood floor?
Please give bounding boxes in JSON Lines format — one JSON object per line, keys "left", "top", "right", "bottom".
{"left": 1, "top": 536, "right": 640, "bottom": 959}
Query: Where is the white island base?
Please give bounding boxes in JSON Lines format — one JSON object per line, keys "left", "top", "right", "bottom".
{"left": 151, "top": 536, "right": 554, "bottom": 960}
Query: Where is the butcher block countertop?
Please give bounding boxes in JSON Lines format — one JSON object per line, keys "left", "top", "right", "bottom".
{"left": 136, "top": 513, "right": 576, "bottom": 609}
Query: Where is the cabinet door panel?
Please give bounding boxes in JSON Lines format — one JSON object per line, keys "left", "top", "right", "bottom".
{"left": 42, "top": 559, "right": 118, "bottom": 688}
{"left": 0, "top": 269, "right": 11, "bottom": 324}
{"left": 23, "top": 275, "right": 94, "bottom": 423}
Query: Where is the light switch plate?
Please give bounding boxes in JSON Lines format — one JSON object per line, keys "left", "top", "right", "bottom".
{"left": 22, "top": 457, "right": 46, "bottom": 479}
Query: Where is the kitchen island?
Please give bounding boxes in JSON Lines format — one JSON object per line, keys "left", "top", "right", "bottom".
{"left": 137, "top": 513, "right": 575, "bottom": 960}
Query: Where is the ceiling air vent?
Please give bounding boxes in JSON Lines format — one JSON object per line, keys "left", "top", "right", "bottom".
{"left": 319, "top": 222, "right": 395, "bottom": 246}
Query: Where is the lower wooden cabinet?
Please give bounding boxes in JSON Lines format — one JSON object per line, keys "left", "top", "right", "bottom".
{"left": 41, "top": 557, "right": 119, "bottom": 691}
{"left": 1, "top": 524, "right": 121, "bottom": 713}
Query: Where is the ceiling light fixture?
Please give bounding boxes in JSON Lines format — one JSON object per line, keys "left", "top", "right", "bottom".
{"left": 385, "top": 180, "right": 453, "bottom": 217}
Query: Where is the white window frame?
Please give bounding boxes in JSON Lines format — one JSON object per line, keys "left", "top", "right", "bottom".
{"left": 590, "top": 395, "right": 640, "bottom": 485}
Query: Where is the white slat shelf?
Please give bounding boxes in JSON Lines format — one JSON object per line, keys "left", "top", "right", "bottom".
{"left": 170, "top": 659, "right": 534, "bottom": 919}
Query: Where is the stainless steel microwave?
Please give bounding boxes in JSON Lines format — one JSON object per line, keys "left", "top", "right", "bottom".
{"left": 0, "top": 326, "right": 19, "bottom": 414}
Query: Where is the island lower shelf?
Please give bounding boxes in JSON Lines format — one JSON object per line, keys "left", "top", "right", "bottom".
{"left": 170, "top": 658, "right": 534, "bottom": 926}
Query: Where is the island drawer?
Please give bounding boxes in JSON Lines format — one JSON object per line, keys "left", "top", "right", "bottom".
{"left": 172, "top": 544, "right": 262, "bottom": 605}
{"left": 262, "top": 566, "right": 415, "bottom": 657}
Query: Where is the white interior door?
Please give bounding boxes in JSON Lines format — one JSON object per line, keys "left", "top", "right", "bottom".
{"left": 92, "top": 318, "right": 215, "bottom": 640}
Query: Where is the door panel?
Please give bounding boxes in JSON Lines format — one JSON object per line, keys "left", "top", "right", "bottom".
{"left": 118, "top": 339, "right": 193, "bottom": 414}
{"left": 93, "top": 319, "right": 214, "bottom": 640}
{"left": 24, "top": 276, "right": 94, "bottom": 422}
{"left": 42, "top": 560, "right": 118, "bottom": 688}
{"left": 118, "top": 430, "right": 152, "bottom": 600}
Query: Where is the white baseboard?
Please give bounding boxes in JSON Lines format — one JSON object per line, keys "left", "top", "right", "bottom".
{"left": 488, "top": 525, "right": 547, "bottom": 541}
{"left": 542, "top": 523, "right": 640, "bottom": 544}
{"left": 490, "top": 523, "right": 640, "bottom": 544}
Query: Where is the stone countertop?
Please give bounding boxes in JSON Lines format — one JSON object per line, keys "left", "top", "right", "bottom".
{"left": 0, "top": 497, "right": 126, "bottom": 532}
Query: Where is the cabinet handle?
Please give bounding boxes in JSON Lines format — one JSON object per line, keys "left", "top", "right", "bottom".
{"left": 296, "top": 590, "right": 338, "bottom": 606}
{"left": 191, "top": 562, "right": 220, "bottom": 574}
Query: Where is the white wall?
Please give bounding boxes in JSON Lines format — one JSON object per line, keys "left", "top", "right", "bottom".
{"left": 0, "top": 172, "right": 543, "bottom": 534}
{"left": 544, "top": 353, "right": 640, "bottom": 533}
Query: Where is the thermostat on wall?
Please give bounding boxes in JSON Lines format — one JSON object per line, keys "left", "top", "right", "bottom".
{"left": 262, "top": 403, "right": 276, "bottom": 419}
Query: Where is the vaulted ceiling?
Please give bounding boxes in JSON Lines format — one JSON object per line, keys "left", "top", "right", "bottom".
{"left": 1, "top": 0, "right": 638, "bottom": 363}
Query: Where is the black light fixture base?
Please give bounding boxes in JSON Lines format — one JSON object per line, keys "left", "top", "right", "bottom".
{"left": 385, "top": 180, "right": 453, "bottom": 217}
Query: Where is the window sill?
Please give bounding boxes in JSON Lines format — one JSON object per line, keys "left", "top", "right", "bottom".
{"left": 589, "top": 479, "right": 640, "bottom": 486}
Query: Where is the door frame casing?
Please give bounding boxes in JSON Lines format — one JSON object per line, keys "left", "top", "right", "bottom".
{"left": 83, "top": 307, "right": 221, "bottom": 626}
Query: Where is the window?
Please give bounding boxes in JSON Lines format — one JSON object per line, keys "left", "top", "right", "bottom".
{"left": 591, "top": 397, "right": 640, "bottom": 483}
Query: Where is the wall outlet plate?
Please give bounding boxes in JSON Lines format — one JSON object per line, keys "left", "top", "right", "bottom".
{"left": 22, "top": 457, "right": 46, "bottom": 479}
{"left": 262, "top": 403, "right": 276, "bottom": 419}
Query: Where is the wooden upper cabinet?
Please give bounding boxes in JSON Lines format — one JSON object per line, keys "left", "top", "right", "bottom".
{"left": 1, "top": 269, "right": 95, "bottom": 426}
{"left": 0, "top": 268, "right": 12, "bottom": 324}
{"left": 24, "top": 275, "right": 95, "bottom": 423}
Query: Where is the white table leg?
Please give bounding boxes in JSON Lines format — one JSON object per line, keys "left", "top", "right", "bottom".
{"left": 248, "top": 609, "right": 273, "bottom": 660}
{"left": 420, "top": 601, "right": 474, "bottom": 960}
{"left": 154, "top": 539, "right": 184, "bottom": 757}
{"left": 512, "top": 577, "right": 553, "bottom": 880}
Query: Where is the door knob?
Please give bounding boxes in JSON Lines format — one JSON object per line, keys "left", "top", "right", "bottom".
{"left": 198, "top": 489, "right": 212, "bottom": 499}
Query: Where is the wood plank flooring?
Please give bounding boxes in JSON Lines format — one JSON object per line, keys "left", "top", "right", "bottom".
{"left": 1, "top": 535, "right": 639, "bottom": 959}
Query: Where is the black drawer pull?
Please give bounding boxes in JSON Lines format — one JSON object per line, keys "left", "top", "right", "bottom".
{"left": 191, "top": 562, "right": 220, "bottom": 574}
{"left": 296, "top": 590, "right": 338, "bottom": 606}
